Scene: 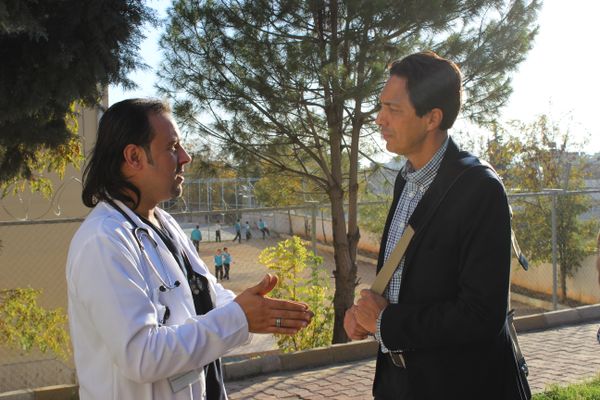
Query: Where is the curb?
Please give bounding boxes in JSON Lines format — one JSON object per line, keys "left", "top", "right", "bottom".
{"left": 223, "top": 303, "right": 600, "bottom": 382}
{"left": 223, "top": 339, "right": 378, "bottom": 381}
{"left": 0, "top": 384, "right": 77, "bottom": 400}
{"left": 2, "top": 304, "right": 600, "bottom": 399}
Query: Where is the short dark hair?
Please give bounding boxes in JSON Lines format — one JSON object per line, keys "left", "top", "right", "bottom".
{"left": 82, "top": 98, "right": 171, "bottom": 208}
{"left": 389, "top": 51, "right": 462, "bottom": 130}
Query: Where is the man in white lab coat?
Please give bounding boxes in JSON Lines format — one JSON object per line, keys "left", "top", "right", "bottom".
{"left": 66, "top": 98, "right": 313, "bottom": 400}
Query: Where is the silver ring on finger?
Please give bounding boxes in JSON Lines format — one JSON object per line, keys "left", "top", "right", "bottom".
{"left": 275, "top": 317, "right": 282, "bottom": 328}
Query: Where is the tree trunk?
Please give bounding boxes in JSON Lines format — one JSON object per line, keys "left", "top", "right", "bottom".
{"left": 329, "top": 188, "right": 358, "bottom": 343}
{"left": 560, "top": 263, "right": 568, "bottom": 302}
{"left": 321, "top": 209, "right": 328, "bottom": 244}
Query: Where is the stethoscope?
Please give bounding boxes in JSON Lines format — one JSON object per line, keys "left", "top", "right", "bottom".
{"left": 106, "top": 199, "right": 181, "bottom": 293}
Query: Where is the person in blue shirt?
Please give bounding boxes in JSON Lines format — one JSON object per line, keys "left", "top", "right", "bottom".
{"left": 222, "top": 248, "right": 232, "bottom": 280}
{"left": 214, "top": 249, "right": 223, "bottom": 281}
{"left": 190, "top": 225, "right": 202, "bottom": 253}
{"left": 232, "top": 219, "right": 242, "bottom": 243}
{"left": 244, "top": 221, "right": 252, "bottom": 240}
{"left": 258, "top": 218, "right": 270, "bottom": 240}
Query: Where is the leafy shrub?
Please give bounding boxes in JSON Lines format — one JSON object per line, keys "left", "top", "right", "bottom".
{"left": 259, "top": 236, "right": 333, "bottom": 352}
{"left": 0, "top": 288, "right": 70, "bottom": 359}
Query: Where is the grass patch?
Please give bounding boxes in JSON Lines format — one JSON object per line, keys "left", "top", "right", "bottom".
{"left": 533, "top": 377, "right": 600, "bottom": 399}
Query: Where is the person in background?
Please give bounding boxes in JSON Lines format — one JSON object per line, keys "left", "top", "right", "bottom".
{"left": 67, "top": 98, "right": 313, "bottom": 400}
{"left": 214, "top": 249, "right": 223, "bottom": 281}
{"left": 596, "top": 229, "right": 600, "bottom": 344}
{"left": 258, "top": 218, "right": 270, "bottom": 239}
{"left": 233, "top": 219, "right": 242, "bottom": 243}
{"left": 191, "top": 224, "right": 202, "bottom": 253}
{"left": 222, "top": 247, "right": 231, "bottom": 281}
{"left": 596, "top": 228, "right": 600, "bottom": 286}
{"left": 244, "top": 221, "right": 252, "bottom": 240}
{"left": 215, "top": 221, "right": 222, "bottom": 242}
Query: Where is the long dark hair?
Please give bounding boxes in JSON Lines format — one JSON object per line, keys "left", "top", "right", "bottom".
{"left": 81, "top": 98, "right": 170, "bottom": 208}
{"left": 389, "top": 51, "right": 462, "bottom": 130}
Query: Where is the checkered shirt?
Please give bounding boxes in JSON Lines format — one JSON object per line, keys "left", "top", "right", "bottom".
{"left": 375, "top": 138, "right": 448, "bottom": 353}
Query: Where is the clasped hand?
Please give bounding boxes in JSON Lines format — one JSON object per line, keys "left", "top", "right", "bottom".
{"left": 235, "top": 274, "right": 313, "bottom": 335}
{"left": 344, "top": 289, "right": 388, "bottom": 340}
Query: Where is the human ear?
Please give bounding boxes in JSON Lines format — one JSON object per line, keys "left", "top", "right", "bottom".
{"left": 123, "top": 144, "right": 145, "bottom": 170}
{"left": 427, "top": 108, "right": 444, "bottom": 131}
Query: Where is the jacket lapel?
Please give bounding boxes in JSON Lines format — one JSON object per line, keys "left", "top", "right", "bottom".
{"left": 376, "top": 169, "right": 407, "bottom": 273}
{"left": 402, "top": 138, "right": 479, "bottom": 275}
{"left": 376, "top": 137, "right": 479, "bottom": 274}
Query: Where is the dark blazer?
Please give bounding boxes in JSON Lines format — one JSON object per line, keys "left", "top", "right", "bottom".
{"left": 373, "top": 138, "right": 529, "bottom": 400}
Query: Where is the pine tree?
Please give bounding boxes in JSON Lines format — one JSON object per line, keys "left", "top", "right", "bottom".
{"left": 0, "top": 0, "right": 154, "bottom": 195}
{"left": 159, "top": 0, "right": 541, "bottom": 343}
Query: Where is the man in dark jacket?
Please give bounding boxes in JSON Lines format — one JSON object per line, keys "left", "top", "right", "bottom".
{"left": 344, "top": 51, "right": 530, "bottom": 399}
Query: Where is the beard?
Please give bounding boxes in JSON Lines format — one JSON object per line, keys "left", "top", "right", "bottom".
{"left": 171, "top": 166, "right": 184, "bottom": 198}
{"left": 171, "top": 181, "right": 183, "bottom": 199}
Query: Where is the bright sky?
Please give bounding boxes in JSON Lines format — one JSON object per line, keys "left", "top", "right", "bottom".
{"left": 110, "top": 0, "right": 600, "bottom": 154}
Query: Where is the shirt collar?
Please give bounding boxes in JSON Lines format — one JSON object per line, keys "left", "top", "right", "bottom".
{"left": 401, "top": 136, "right": 449, "bottom": 186}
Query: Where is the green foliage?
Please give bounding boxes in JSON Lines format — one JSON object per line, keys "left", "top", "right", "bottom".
{"left": 254, "top": 173, "right": 304, "bottom": 207}
{"left": 259, "top": 236, "right": 333, "bottom": 352}
{"left": 0, "top": 288, "right": 70, "bottom": 359}
{"left": 482, "top": 115, "right": 599, "bottom": 301}
{"left": 533, "top": 376, "right": 600, "bottom": 399}
{"left": 159, "top": 0, "right": 541, "bottom": 166}
{"left": 357, "top": 193, "right": 391, "bottom": 241}
{"left": 159, "top": 0, "right": 541, "bottom": 343}
{"left": 0, "top": 0, "right": 154, "bottom": 195}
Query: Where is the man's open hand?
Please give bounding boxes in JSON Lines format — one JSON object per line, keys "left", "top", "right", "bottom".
{"left": 235, "top": 274, "right": 313, "bottom": 335}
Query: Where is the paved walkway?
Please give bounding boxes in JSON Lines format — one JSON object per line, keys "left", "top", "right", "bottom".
{"left": 225, "top": 321, "right": 600, "bottom": 399}
{"left": 180, "top": 229, "right": 599, "bottom": 398}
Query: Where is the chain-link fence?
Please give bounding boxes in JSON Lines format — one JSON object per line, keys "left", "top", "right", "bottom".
{"left": 0, "top": 189, "right": 598, "bottom": 393}
{"left": 507, "top": 189, "right": 600, "bottom": 313}
{"left": 0, "top": 219, "right": 81, "bottom": 393}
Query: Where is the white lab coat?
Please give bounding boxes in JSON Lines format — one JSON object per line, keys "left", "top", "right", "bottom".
{"left": 66, "top": 200, "right": 250, "bottom": 400}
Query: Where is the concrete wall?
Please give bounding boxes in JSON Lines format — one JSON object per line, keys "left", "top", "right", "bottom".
{"left": 247, "top": 211, "right": 381, "bottom": 255}
{"left": 511, "top": 254, "right": 600, "bottom": 304}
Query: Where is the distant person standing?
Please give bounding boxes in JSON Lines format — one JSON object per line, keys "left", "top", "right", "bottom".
{"left": 222, "top": 248, "right": 231, "bottom": 280}
{"left": 245, "top": 221, "right": 252, "bottom": 240}
{"left": 214, "top": 249, "right": 223, "bottom": 281}
{"left": 596, "top": 229, "right": 600, "bottom": 344}
{"left": 233, "top": 219, "right": 242, "bottom": 243}
{"left": 258, "top": 218, "right": 270, "bottom": 239}
{"left": 596, "top": 228, "right": 600, "bottom": 286}
{"left": 215, "top": 222, "right": 222, "bottom": 243}
{"left": 191, "top": 225, "right": 202, "bottom": 253}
